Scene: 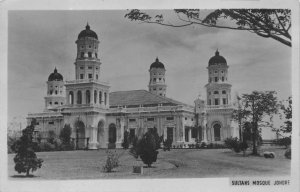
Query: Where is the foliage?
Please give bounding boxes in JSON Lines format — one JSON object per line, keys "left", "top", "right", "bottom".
{"left": 125, "top": 9, "right": 291, "bottom": 47}
{"left": 129, "top": 128, "right": 162, "bottom": 167}
{"left": 102, "top": 150, "right": 119, "bottom": 172}
{"left": 59, "top": 124, "right": 72, "bottom": 145}
{"left": 233, "top": 91, "right": 278, "bottom": 155}
{"left": 277, "top": 137, "right": 291, "bottom": 148}
{"left": 47, "top": 130, "right": 56, "bottom": 144}
{"left": 122, "top": 130, "right": 130, "bottom": 149}
{"left": 284, "top": 148, "right": 291, "bottom": 159}
{"left": 224, "top": 137, "right": 249, "bottom": 154}
{"left": 280, "top": 96, "right": 292, "bottom": 133}
{"left": 12, "top": 119, "right": 43, "bottom": 176}
{"left": 162, "top": 138, "right": 172, "bottom": 151}
{"left": 7, "top": 135, "right": 18, "bottom": 154}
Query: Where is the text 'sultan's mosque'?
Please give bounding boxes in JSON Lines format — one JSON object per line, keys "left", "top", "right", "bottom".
{"left": 27, "top": 24, "right": 239, "bottom": 149}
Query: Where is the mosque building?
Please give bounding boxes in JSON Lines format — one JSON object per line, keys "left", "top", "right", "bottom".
{"left": 27, "top": 24, "right": 238, "bottom": 149}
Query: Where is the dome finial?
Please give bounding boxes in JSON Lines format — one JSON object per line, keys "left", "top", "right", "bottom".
{"left": 54, "top": 67, "right": 57, "bottom": 73}
{"left": 86, "top": 22, "right": 90, "bottom": 30}
{"left": 215, "top": 49, "right": 219, "bottom": 56}
{"left": 156, "top": 57, "right": 159, "bottom": 62}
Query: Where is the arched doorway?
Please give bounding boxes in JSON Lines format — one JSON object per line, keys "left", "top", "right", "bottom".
{"left": 97, "top": 120, "right": 104, "bottom": 146}
{"left": 74, "top": 120, "right": 85, "bottom": 149}
{"left": 108, "top": 123, "right": 116, "bottom": 148}
{"left": 213, "top": 123, "right": 221, "bottom": 141}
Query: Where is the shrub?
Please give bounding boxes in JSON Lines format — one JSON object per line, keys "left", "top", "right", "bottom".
{"left": 59, "top": 124, "right": 72, "bottom": 145}
{"left": 200, "top": 142, "right": 207, "bottom": 148}
{"left": 224, "top": 137, "right": 248, "bottom": 154}
{"left": 122, "top": 130, "right": 130, "bottom": 149}
{"left": 47, "top": 130, "right": 56, "bottom": 144}
{"left": 102, "top": 150, "right": 119, "bottom": 172}
{"left": 162, "top": 138, "right": 172, "bottom": 151}
{"left": 7, "top": 136, "right": 18, "bottom": 154}
{"left": 129, "top": 128, "right": 162, "bottom": 167}
{"left": 13, "top": 119, "right": 43, "bottom": 177}
{"left": 284, "top": 148, "right": 291, "bottom": 159}
{"left": 277, "top": 137, "right": 291, "bottom": 148}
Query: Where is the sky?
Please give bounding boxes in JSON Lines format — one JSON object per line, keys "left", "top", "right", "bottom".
{"left": 8, "top": 10, "right": 291, "bottom": 127}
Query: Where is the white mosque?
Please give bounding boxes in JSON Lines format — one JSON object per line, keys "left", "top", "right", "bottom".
{"left": 27, "top": 24, "right": 238, "bottom": 149}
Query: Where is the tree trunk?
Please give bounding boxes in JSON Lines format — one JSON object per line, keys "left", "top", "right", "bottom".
{"left": 252, "top": 123, "right": 258, "bottom": 155}
{"left": 26, "top": 168, "right": 30, "bottom": 177}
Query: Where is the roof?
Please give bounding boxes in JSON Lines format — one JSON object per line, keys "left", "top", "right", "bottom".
{"left": 48, "top": 68, "right": 63, "bottom": 81}
{"left": 109, "top": 90, "right": 185, "bottom": 107}
{"left": 150, "top": 57, "right": 165, "bottom": 69}
{"left": 208, "top": 50, "right": 227, "bottom": 66}
{"left": 78, "top": 23, "right": 98, "bottom": 40}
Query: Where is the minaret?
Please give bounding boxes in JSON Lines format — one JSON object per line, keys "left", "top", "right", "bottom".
{"left": 44, "top": 67, "right": 65, "bottom": 110}
{"left": 65, "top": 23, "right": 110, "bottom": 109}
{"left": 205, "top": 50, "right": 231, "bottom": 107}
{"left": 204, "top": 49, "right": 234, "bottom": 143}
{"left": 75, "top": 23, "right": 101, "bottom": 81}
{"left": 148, "top": 57, "right": 167, "bottom": 97}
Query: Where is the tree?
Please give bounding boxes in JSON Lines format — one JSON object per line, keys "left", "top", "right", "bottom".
{"left": 125, "top": 9, "right": 291, "bottom": 47}
{"left": 12, "top": 119, "right": 43, "bottom": 177}
{"left": 59, "top": 124, "right": 72, "bottom": 144}
{"left": 47, "top": 130, "right": 56, "bottom": 144}
{"left": 233, "top": 91, "right": 278, "bottom": 155}
{"left": 121, "top": 130, "right": 130, "bottom": 149}
{"left": 280, "top": 96, "right": 292, "bottom": 133}
{"left": 129, "top": 128, "right": 162, "bottom": 167}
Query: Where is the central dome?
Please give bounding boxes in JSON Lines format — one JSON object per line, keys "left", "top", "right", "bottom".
{"left": 48, "top": 68, "right": 63, "bottom": 81}
{"left": 208, "top": 50, "right": 227, "bottom": 66}
{"left": 150, "top": 57, "right": 165, "bottom": 69}
{"left": 78, "top": 23, "right": 98, "bottom": 40}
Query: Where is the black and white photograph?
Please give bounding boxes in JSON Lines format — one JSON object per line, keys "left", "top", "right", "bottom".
{"left": 1, "top": 0, "right": 299, "bottom": 192}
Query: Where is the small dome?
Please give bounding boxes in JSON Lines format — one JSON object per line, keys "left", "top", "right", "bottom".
{"left": 150, "top": 57, "right": 165, "bottom": 69}
{"left": 78, "top": 23, "right": 98, "bottom": 40}
{"left": 48, "top": 68, "right": 63, "bottom": 81}
{"left": 208, "top": 50, "right": 227, "bottom": 66}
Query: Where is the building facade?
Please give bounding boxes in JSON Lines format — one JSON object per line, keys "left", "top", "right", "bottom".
{"left": 27, "top": 24, "right": 238, "bottom": 149}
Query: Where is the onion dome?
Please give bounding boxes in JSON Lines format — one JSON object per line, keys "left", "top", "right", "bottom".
{"left": 150, "top": 57, "right": 165, "bottom": 69}
{"left": 48, "top": 68, "right": 63, "bottom": 81}
{"left": 208, "top": 50, "right": 227, "bottom": 66}
{"left": 78, "top": 23, "right": 98, "bottom": 40}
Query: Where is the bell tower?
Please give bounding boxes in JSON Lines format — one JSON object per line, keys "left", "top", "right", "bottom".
{"left": 148, "top": 57, "right": 167, "bottom": 97}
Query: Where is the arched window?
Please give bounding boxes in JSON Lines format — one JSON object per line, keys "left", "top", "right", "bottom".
{"left": 94, "top": 90, "right": 97, "bottom": 104}
{"left": 95, "top": 53, "right": 98, "bottom": 58}
{"left": 99, "top": 91, "right": 102, "bottom": 104}
{"left": 215, "top": 99, "right": 219, "bottom": 105}
{"left": 54, "top": 102, "right": 58, "bottom": 105}
{"left": 96, "top": 74, "right": 98, "bottom": 79}
{"left": 55, "top": 90, "right": 58, "bottom": 95}
{"left": 104, "top": 92, "right": 107, "bottom": 105}
{"left": 86, "top": 90, "right": 90, "bottom": 104}
{"left": 50, "top": 90, "right": 53, "bottom": 95}
{"left": 222, "top": 90, "right": 226, "bottom": 94}
{"left": 208, "top": 99, "right": 211, "bottom": 105}
{"left": 215, "top": 77, "right": 218, "bottom": 82}
{"left": 213, "top": 123, "right": 221, "bottom": 141}
{"left": 80, "top": 52, "right": 84, "bottom": 58}
{"left": 88, "top": 52, "right": 92, "bottom": 58}
{"left": 77, "top": 91, "right": 82, "bottom": 104}
{"left": 69, "top": 91, "right": 74, "bottom": 104}
{"left": 222, "top": 76, "right": 224, "bottom": 82}
{"left": 214, "top": 91, "right": 219, "bottom": 94}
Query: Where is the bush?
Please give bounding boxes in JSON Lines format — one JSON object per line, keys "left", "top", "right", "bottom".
{"left": 163, "top": 138, "right": 172, "bottom": 151}
{"left": 129, "top": 128, "right": 162, "bottom": 167}
{"left": 277, "top": 137, "right": 291, "bottom": 148}
{"left": 224, "top": 137, "right": 248, "bottom": 153}
{"left": 122, "top": 130, "right": 130, "bottom": 149}
{"left": 102, "top": 150, "right": 119, "bottom": 172}
{"left": 284, "top": 148, "right": 291, "bottom": 159}
{"left": 59, "top": 124, "right": 72, "bottom": 145}
{"left": 200, "top": 142, "right": 207, "bottom": 148}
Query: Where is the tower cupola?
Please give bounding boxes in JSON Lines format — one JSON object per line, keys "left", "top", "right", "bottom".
{"left": 148, "top": 57, "right": 167, "bottom": 97}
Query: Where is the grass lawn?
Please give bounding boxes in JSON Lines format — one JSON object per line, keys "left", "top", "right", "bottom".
{"left": 8, "top": 146, "right": 290, "bottom": 179}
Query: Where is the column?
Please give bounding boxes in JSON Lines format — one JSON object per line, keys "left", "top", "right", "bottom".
{"left": 91, "top": 89, "right": 94, "bottom": 105}
{"left": 88, "top": 126, "right": 98, "bottom": 150}
{"left": 202, "top": 115, "right": 208, "bottom": 142}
